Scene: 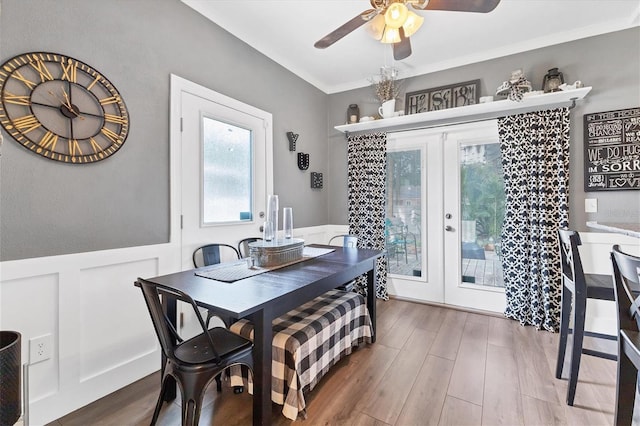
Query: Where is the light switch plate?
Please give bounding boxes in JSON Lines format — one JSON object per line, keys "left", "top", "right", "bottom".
{"left": 585, "top": 198, "right": 598, "bottom": 213}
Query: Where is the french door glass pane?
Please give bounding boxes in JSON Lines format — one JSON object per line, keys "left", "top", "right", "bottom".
{"left": 386, "top": 150, "right": 422, "bottom": 277}
{"left": 460, "top": 141, "right": 505, "bottom": 288}
{"left": 202, "top": 117, "right": 252, "bottom": 224}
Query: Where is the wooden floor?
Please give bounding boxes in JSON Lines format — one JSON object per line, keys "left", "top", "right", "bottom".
{"left": 50, "top": 298, "right": 627, "bottom": 426}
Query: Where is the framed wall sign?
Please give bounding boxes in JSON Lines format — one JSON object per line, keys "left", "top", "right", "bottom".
{"left": 584, "top": 107, "right": 640, "bottom": 191}
{"left": 405, "top": 79, "right": 480, "bottom": 115}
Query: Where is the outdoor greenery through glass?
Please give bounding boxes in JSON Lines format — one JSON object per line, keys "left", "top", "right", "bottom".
{"left": 202, "top": 117, "right": 253, "bottom": 224}
{"left": 460, "top": 141, "right": 505, "bottom": 288}
{"left": 386, "top": 150, "right": 422, "bottom": 277}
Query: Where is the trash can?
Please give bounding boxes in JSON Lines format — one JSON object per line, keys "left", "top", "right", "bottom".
{"left": 0, "top": 331, "right": 21, "bottom": 426}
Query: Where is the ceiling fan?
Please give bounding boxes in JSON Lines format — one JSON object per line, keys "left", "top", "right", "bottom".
{"left": 314, "top": 0, "right": 501, "bottom": 60}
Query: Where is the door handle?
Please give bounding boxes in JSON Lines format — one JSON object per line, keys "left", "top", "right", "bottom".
{"left": 445, "top": 225, "right": 455, "bottom": 232}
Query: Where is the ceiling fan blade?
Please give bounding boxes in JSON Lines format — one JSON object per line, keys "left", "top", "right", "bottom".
{"left": 421, "top": 0, "right": 500, "bottom": 13}
{"left": 314, "top": 9, "right": 377, "bottom": 49}
{"left": 393, "top": 28, "right": 412, "bottom": 60}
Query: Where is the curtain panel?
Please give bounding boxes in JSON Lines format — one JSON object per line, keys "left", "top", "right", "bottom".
{"left": 347, "top": 132, "right": 389, "bottom": 300}
{"left": 498, "top": 108, "right": 570, "bottom": 331}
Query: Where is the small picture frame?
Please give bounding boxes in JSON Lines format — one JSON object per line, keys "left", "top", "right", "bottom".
{"left": 405, "top": 79, "right": 480, "bottom": 115}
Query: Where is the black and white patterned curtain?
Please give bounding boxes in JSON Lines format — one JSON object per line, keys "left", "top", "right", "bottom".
{"left": 347, "top": 132, "right": 389, "bottom": 300}
{"left": 498, "top": 108, "right": 570, "bottom": 332}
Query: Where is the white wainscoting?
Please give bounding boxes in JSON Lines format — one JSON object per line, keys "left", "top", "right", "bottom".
{"left": 0, "top": 225, "right": 338, "bottom": 425}
{"left": 0, "top": 243, "right": 182, "bottom": 425}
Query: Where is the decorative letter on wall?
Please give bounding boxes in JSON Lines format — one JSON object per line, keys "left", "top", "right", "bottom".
{"left": 311, "top": 172, "right": 323, "bottom": 189}
{"left": 297, "top": 152, "right": 309, "bottom": 170}
{"left": 287, "top": 131, "right": 299, "bottom": 151}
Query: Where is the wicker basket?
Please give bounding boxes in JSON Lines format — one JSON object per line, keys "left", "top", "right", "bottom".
{"left": 249, "top": 238, "right": 304, "bottom": 267}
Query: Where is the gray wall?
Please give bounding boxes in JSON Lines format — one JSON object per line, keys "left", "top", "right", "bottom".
{"left": 327, "top": 28, "right": 640, "bottom": 229}
{"left": 0, "top": 0, "right": 328, "bottom": 261}
{"left": 1, "top": 1, "right": 637, "bottom": 262}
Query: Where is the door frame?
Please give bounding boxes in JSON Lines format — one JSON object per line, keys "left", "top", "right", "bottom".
{"left": 169, "top": 74, "right": 273, "bottom": 262}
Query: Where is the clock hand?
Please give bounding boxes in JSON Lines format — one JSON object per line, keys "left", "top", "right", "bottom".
{"left": 60, "top": 88, "right": 85, "bottom": 121}
{"left": 48, "top": 89, "right": 68, "bottom": 107}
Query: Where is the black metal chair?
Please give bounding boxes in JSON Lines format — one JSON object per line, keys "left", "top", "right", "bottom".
{"left": 237, "top": 237, "right": 262, "bottom": 258}
{"left": 192, "top": 243, "right": 241, "bottom": 326}
{"left": 611, "top": 245, "right": 640, "bottom": 425}
{"left": 329, "top": 234, "right": 358, "bottom": 291}
{"left": 192, "top": 243, "right": 240, "bottom": 268}
{"left": 329, "top": 234, "right": 358, "bottom": 248}
{"left": 136, "top": 278, "right": 253, "bottom": 426}
{"left": 555, "top": 229, "right": 616, "bottom": 406}
{"left": 192, "top": 243, "right": 242, "bottom": 392}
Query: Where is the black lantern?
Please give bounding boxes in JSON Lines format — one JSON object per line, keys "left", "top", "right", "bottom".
{"left": 542, "top": 67, "right": 564, "bottom": 93}
{"left": 347, "top": 104, "right": 360, "bottom": 124}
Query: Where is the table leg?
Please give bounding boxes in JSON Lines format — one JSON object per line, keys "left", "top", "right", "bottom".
{"left": 249, "top": 307, "right": 273, "bottom": 426}
{"left": 367, "top": 266, "right": 377, "bottom": 343}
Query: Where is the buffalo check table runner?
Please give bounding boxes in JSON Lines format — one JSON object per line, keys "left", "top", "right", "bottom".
{"left": 229, "top": 289, "right": 373, "bottom": 420}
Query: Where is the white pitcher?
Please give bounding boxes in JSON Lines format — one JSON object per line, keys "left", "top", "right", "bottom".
{"left": 378, "top": 99, "right": 396, "bottom": 118}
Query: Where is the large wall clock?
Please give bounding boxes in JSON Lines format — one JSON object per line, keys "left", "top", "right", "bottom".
{"left": 0, "top": 52, "right": 129, "bottom": 163}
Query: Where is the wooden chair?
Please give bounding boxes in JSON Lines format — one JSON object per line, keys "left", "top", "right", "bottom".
{"left": 555, "top": 229, "right": 616, "bottom": 405}
{"left": 611, "top": 245, "right": 640, "bottom": 425}
{"left": 136, "top": 278, "right": 253, "bottom": 426}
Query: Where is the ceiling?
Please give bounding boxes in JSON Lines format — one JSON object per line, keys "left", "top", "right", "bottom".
{"left": 182, "top": 0, "right": 640, "bottom": 94}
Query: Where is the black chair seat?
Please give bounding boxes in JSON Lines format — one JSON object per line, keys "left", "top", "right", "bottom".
{"left": 175, "top": 327, "right": 253, "bottom": 365}
{"left": 585, "top": 273, "right": 616, "bottom": 300}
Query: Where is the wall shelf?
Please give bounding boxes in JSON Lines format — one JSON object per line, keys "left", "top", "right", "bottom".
{"left": 335, "top": 87, "right": 592, "bottom": 135}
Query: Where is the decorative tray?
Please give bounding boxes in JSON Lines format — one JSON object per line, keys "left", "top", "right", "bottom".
{"left": 249, "top": 238, "right": 305, "bottom": 267}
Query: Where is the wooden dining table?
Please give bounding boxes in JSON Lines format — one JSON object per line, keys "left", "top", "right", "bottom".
{"left": 141, "top": 244, "right": 383, "bottom": 425}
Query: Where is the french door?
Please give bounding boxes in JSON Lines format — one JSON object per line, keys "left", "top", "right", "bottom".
{"left": 386, "top": 120, "right": 505, "bottom": 313}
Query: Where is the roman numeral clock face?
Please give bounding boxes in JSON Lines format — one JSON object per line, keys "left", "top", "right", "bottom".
{"left": 0, "top": 52, "right": 129, "bottom": 163}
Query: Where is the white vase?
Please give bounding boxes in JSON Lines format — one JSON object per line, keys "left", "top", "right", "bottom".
{"left": 378, "top": 99, "right": 396, "bottom": 118}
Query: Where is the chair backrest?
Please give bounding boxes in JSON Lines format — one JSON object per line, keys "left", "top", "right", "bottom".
{"left": 329, "top": 234, "right": 358, "bottom": 248}
{"left": 192, "top": 243, "right": 240, "bottom": 268}
{"left": 611, "top": 245, "right": 640, "bottom": 332}
{"left": 238, "top": 237, "right": 263, "bottom": 258}
{"left": 558, "top": 229, "right": 586, "bottom": 293}
{"left": 136, "top": 278, "right": 221, "bottom": 363}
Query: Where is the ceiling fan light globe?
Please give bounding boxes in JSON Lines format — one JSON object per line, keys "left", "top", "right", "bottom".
{"left": 381, "top": 26, "right": 402, "bottom": 43}
{"left": 402, "top": 11, "right": 424, "bottom": 37}
{"left": 366, "top": 14, "right": 386, "bottom": 40}
{"left": 384, "top": 2, "right": 409, "bottom": 29}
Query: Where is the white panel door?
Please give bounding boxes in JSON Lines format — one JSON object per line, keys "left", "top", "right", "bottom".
{"left": 442, "top": 120, "right": 506, "bottom": 312}
{"left": 178, "top": 83, "right": 273, "bottom": 270}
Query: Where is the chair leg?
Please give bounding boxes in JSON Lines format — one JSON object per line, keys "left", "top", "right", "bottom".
{"left": 555, "top": 284, "right": 572, "bottom": 379}
{"left": 566, "top": 292, "right": 587, "bottom": 406}
{"left": 615, "top": 345, "right": 638, "bottom": 425}
{"left": 179, "top": 371, "right": 215, "bottom": 426}
{"left": 151, "top": 374, "right": 170, "bottom": 425}
{"left": 215, "top": 373, "right": 222, "bottom": 392}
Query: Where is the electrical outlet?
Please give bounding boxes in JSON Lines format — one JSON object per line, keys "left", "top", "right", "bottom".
{"left": 29, "top": 334, "right": 53, "bottom": 364}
